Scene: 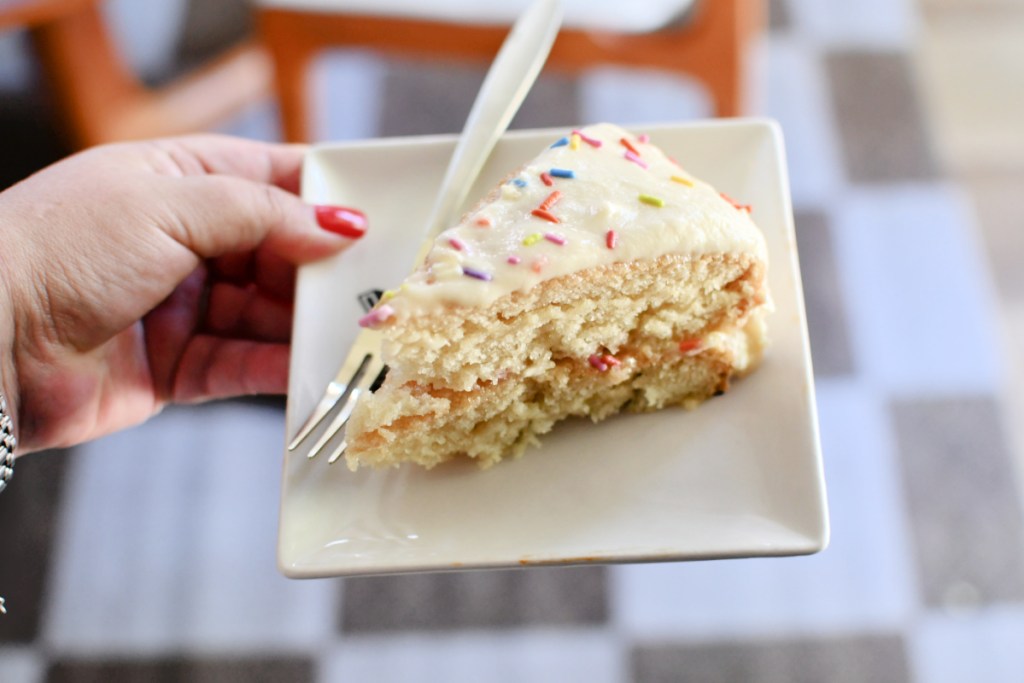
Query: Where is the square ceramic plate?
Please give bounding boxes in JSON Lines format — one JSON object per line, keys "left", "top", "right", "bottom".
{"left": 279, "top": 120, "right": 828, "bottom": 578}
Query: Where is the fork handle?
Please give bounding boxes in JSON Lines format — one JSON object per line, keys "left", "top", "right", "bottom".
{"left": 419, "top": 0, "right": 563, "bottom": 244}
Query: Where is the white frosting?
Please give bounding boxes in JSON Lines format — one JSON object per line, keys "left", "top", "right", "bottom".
{"left": 384, "top": 123, "right": 767, "bottom": 317}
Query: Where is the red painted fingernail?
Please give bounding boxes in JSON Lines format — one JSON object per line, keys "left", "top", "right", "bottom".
{"left": 315, "top": 205, "right": 367, "bottom": 238}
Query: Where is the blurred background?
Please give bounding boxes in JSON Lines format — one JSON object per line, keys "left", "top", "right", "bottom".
{"left": 1, "top": 0, "right": 1023, "bottom": 680}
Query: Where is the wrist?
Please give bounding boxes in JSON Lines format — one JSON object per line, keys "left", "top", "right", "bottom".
{"left": 0, "top": 331, "right": 16, "bottom": 457}
{"left": 0, "top": 233, "right": 16, "bottom": 492}
{"left": 0, "top": 205, "right": 20, "bottom": 448}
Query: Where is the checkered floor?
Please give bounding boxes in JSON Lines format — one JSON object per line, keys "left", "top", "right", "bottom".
{"left": 3, "top": 1, "right": 1024, "bottom": 681}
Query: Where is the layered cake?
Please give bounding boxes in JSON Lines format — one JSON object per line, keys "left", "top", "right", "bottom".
{"left": 346, "top": 123, "right": 770, "bottom": 470}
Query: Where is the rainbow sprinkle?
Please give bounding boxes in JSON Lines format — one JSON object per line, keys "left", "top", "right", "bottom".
{"left": 624, "top": 150, "right": 648, "bottom": 169}
{"left": 550, "top": 168, "right": 575, "bottom": 179}
{"left": 540, "top": 172, "right": 553, "bottom": 186}
{"left": 531, "top": 255, "right": 548, "bottom": 273}
{"left": 528, "top": 191, "right": 563, "bottom": 224}
{"left": 539, "top": 190, "right": 562, "bottom": 210}
{"left": 570, "top": 133, "right": 581, "bottom": 150}
{"left": 448, "top": 237, "right": 466, "bottom": 251}
{"left": 507, "top": 254, "right": 521, "bottom": 265}
{"left": 670, "top": 175, "right": 693, "bottom": 187}
{"left": 639, "top": 194, "right": 665, "bottom": 207}
{"left": 620, "top": 137, "right": 640, "bottom": 155}
{"left": 720, "top": 191, "right": 752, "bottom": 212}
{"left": 512, "top": 178, "right": 527, "bottom": 188}
{"left": 531, "top": 208, "right": 560, "bottom": 223}
{"left": 544, "top": 232, "right": 567, "bottom": 246}
{"left": 358, "top": 304, "right": 395, "bottom": 329}
{"left": 462, "top": 266, "right": 492, "bottom": 281}
{"left": 475, "top": 215, "right": 492, "bottom": 227}
{"left": 523, "top": 232, "right": 544, "bottom": 246}
{"left": 605, "top": 229, "right": 618, "bottom": 249}
{"left": 550, "top": 136, "right": 569, "bottom": 148}
{"left": 637, "top": 133, "right": 650, "bottom": 143}
{"left": 679, "top": 338, "right": 702, "bottom": 355}
{"left": 572, "top": 130, "right": 603, "bottom": 148}
{"left": 588, "top": 353, "right": 621, "bottom": 372}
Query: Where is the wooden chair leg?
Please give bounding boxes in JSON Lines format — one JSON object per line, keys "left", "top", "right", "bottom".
{"left": 698, "top": 0, "right": 744, "bottom": 120}
{"left": 28, "top": 0, "right": 270, "bottom": 148}
{"left": 548, "top": 0, "right": 758, "bottom": 118}
{"left": 256, "top": 0, "right": 763, "bottom": 140}
{"left": 132, "top": 41, "right": 271, "bottom": 142}
{"left": 687, "top": 0, "right": 745, "bottom": 118}
{"left": 28, "top": 1, "right": 142, "bottom": 147}
{"left": 702, "top": 0, "right": 762, "bottom": 118}
{"left": 259, "top": 12, "right": 318, "bottom": 143}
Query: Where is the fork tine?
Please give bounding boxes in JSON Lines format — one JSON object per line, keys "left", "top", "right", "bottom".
{"left": 304, "top": 352, "right": 375, "bottom": 459}
{"left": 318, "top": 361, "right": 391, "bottom": 463}
{"left": 307, "top": 356, "right": 389, "bottom": 461}
{"left": 326, "top": 437, "right": 348, "bottom": 465}
{"left": 290, "top": 352, "right": 372, "bottom": 452}
{"left": 367, "top": 365, "right": 389, "bottom": 394}
{"left": 287, "top": 380, "right": 344, "bottom": 451}
{"left": 307, "top": 386, "right": 363, "bottom": 459}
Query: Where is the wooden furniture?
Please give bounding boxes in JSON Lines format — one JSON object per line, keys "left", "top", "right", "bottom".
{"left": 0, "top": 0, "right": 272, "bottom": 149}
{"left": 256, "top": 0, "right": 763, "bottom": 143}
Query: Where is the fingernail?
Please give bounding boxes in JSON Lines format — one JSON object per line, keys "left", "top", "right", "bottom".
{"left": 315, "top": 205, "right": 367, "bottom": 239}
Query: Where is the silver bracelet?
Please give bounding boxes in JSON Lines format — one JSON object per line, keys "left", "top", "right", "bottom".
{"left": 0, "top": 393, "right": 9, "bottom": 614}
{"left": 0, "top": 393, "right": 15, "bottom": 495}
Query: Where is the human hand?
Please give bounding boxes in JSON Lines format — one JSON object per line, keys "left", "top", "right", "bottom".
{"left": 0, "top": 135, "right": 366, "bottom": 453}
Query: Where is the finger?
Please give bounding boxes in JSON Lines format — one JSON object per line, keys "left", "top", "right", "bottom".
{"left": 253, "top": 247, "right": 298, "bottom": 303}
{"left": 149, "top": 135, "right": 306, "bottom": 192}
{"left": 209, "top": 252, "right": 255, "bottom": 286}
{"left": 205, "top": 281, "right": 293, "bottom": 343}
{"left": 144, "top": 265, "right": 207, "bottom": 399}
{"left": 168, "top": 174, "right": 366, "bottom": 266}
{"left": 210, "top": 248, "right": 297, "bottom": 305}
{"left": 172, "top": 336, "right": 290, "bottom": 403}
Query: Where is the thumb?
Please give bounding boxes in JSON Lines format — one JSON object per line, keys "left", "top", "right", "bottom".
{"left": 168, "top": 174, "right": 366, "bottom": 264}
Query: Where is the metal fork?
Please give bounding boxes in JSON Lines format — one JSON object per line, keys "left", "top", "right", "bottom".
{"left": 288, "top": 0, "right": 563, "bottom": 464}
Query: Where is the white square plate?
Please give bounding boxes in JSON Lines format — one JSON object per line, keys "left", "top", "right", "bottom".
{"left": 280, "top": 120, "right": 828, "bottom": 578}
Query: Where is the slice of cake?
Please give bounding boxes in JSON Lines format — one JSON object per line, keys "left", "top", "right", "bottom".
{"left": 345, "top": 123, "right": 770, "bottom": 471}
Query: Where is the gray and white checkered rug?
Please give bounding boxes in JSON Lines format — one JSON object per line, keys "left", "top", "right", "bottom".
{"left": 3, "top": 1, "right": 1023, "bottom": 681}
